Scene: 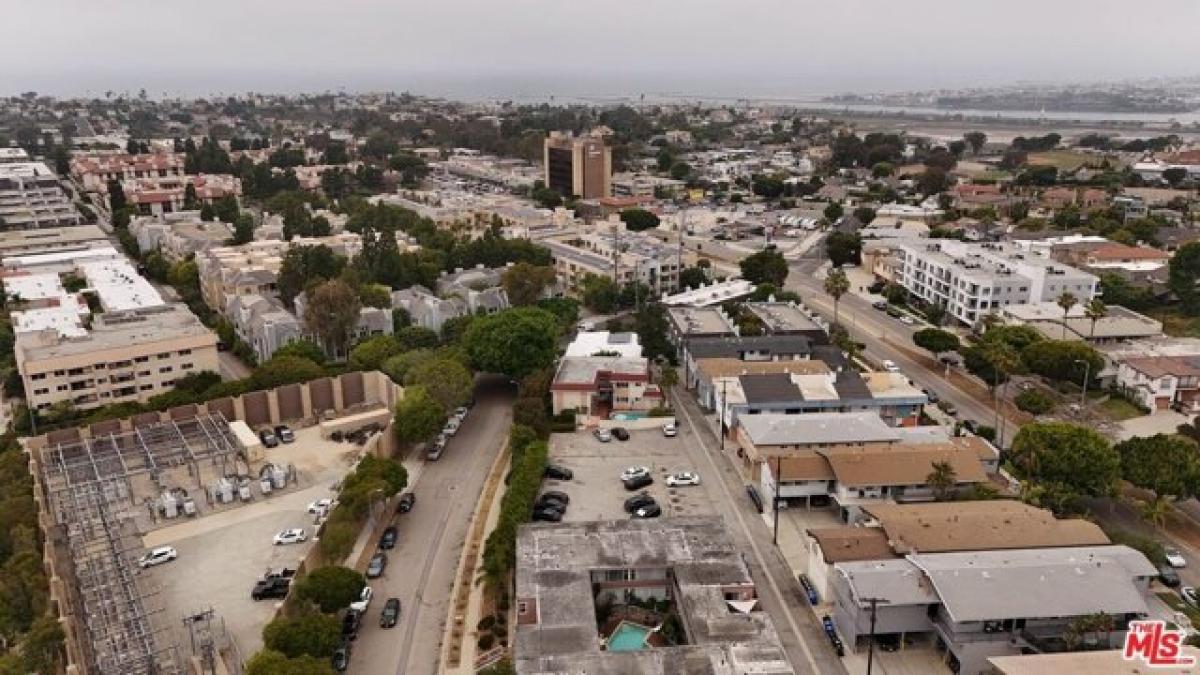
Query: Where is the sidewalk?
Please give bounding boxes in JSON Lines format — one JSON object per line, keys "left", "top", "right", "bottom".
{"left": 347, "top": 457, "right": 425, "bottom": 569}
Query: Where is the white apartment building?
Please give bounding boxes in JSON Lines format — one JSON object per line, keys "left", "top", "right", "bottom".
{"left": 0, "top": 162, "right": 81, "bottom": 230}
{"left": 894, "top": 240, "right": 1098, "bottom": 326}
{"left": 542, "top": 220, "right": 681, "bottom": 295}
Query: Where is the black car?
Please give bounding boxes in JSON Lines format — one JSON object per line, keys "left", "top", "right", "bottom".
{"left": 332, "top": 642, "right": 350, "bottom": 671}
{"left": 611, "top": 427, "right": 630, "bottom": 441}
{"left": 538, "top": 490, "right": 570, "bottom": 506}
{"left": 258, "top": 429, "right": 279, "bottom": 448}
{"left": 396, "top": 492, "right": 415, "bottom": 513}
{"left": 380, "top": 597, "right": 401, "bottom": 628}
{"left": 1160, "top": 565, "right": 1182, "bottom": 588}
{"left": 274, "top": 425, "right": 295, "bottom": 443}
{"left": 379, "top": 526, "right": 398, "bottom": 550}
{"left": 624, "top": 492, "right": 656, "bottom": 513}
{"left": 535, "top": 499, "right": 566, "bottom": 515}
{"left": 922, "top": 389, "right": 940, "bottom": 404}
{"left": 632, "top": 503, "right": 662, "bottom": 518}
{"left": 746, "top": 485, "right": 765, "bottom": 513}
{"left": 341, "top": 610, "right": 362, "bottom": 640}
{"left": 532, "top": 507, "right": 563, "bottom": 522}
{"left": 544, "top": 464, "right": 574, "bottom": 481}
{"left": 623, "top": 473, "right": 654, "bottom": 491}
{"left": 251, "top": 577, "right": 290, "bottom": 600}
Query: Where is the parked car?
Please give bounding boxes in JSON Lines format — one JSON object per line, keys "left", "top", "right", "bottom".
{"left": 138, "top": 546, "right": 177, "bottom": 569}
{"left": 633, "top": 503, "right": 662, "bottom": 519}
{"left": 662, "top": 421, "right": 678, "bottom": 437}
{"left": 594, "top": 428, "right": 613, "bottom": 443}
{"left": 1160, "top": 565, "right": 1182, "bottom": 587}
{"left": 274, "top": 425, "right": 295, "bottom": 443}
{"left": 307, "top": 498, "right": 333, "bottom": 514}
{"left": 872, "top": 300, "right": 888, "bottom": 311}
{"left": 535, "top": 498, "right": 567, "bottom": 515}
{"left": 443, "top": 418, "right": 461, "bottom": 436}
{"left": 881, "top": 360, "right": 900, "bottom": 373}
{"left": 331, "top": 642, "right": 350, "bottom": 672}
{"left": 273, "top": 528, "right": 307, "bottom": 545}
{"left": 454, "top": 406, "right": 469, "bottom": 421}
{"left": 251, "top": 577, "right": 290, "bottom": 600}
{"left": 349, "top": 586, "right": 373, "bottom": 612}
{"left": 922, "top": 389, "right": 939, "bottom": 403}
{"left": 366, "top": 552, "right": 387, "bottom": 579}
{"left": 620, "top": 466, "right": 650, "bottom": 482}
{"left": 259, "top": 429, "right": 279, "bottom": 448}
{"left": 624, "top": 473, "right": 654, "bottom": 491}
{"left": 341, "top": 610, "right": 361, "bottom": 640}
{"left": 379, "top": 527, "right": 398, "bottom": 550}
{"left": 624, "top": 492, "right": 656, "bottom": 513}
{"left": 532, "top": 507, "right": 563, "bottom": 522}
{"left": 898, "top": 315, "right": 916, "bottom": 326}
{"left": 611, "top": 427, "right": 630, "bottom": 441}
{"left": 798, "top": 574, "right": 819, "bottom": 605}
{"left": 427, "top": 434, "right": 447, "bottom": 461}
{"left": 1183, "top": 586, "right": 1199, "bottom": 607}
{"left": 538, "top": 490, "right": 570, "bottom": 506}
{"left": 396, "top": 492, "right": 415, "bottom": 513}
{"left": 666, "top": 472, "right": 700, "bottom": 487}
{"left": 380, "top": 597, "right": 401, "bottom": 628}
{"left": 1166, "top": 547, "right": 1188, "bottom": 568}
{"left": 746, "top": 485, "right": 765, "bottom": 513}
{"left": 544, "top": 464, "right": 574, "bottom": 481}
{"left": 936, "top": 399, "right": 958, "bottom": 416}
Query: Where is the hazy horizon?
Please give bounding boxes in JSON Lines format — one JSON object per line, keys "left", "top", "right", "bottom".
{"left": 5, "top": 1, "right": 1200, "bottom": 100}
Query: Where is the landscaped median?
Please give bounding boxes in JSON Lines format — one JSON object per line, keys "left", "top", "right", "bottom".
{"left": 482, "top": 425, "right": 548, "bottom": 596}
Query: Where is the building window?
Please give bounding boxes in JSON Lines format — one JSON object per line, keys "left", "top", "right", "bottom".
{"left": 135, "top": 356, "right": 149, "bottom": 363}
{"left": 518, "top": 601, "right": 528, "bottom": 614}
{"left": 159, "top": 366, "right": 173, "bottom": 374}
{"left": 31, "top": 373, "right": 45, "bottom": 381}
{"left": 178, "top": 349, "right": 192, "bottom": 356}
{"left": 181, "top": 363, "right": 193, "bottom": 370}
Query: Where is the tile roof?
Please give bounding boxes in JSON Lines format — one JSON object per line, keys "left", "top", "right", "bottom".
{"left": 818, "top": 443, "right": 989, "bottom": 487}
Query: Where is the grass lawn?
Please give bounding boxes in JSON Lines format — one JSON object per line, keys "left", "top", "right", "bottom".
{"left": 1098, "top": 397, "right": 1146, "bottom": 421}
{"left": 1163, "top": 313, "right": 1200, "bottom": 339}
{"left": 1027, "top": 150, "right": 1108, "bottom": 172}
{"left": 1158, "top": 591, "right": 1200, "bottom": 626}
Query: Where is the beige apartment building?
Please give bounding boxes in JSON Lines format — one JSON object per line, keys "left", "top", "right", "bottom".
{"left": 543, "top": 131, "right": 612, "bottom": 199}
{"left": 70, "top": 152, "right": 186, "bottom": 192}
{"left": 16, "top": 303, "right": 218, "bottom": 412}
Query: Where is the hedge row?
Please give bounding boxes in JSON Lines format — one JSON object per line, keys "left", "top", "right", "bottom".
{"left": 482, "top": 425, "right": 547, "bottom": 587}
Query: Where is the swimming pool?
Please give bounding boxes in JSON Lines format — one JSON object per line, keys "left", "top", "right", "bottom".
{"left": 610, "top": 411, "right": 648, "bottom": 421}
{"left": 606, "top": 621, "right": 652, "bottom": 652}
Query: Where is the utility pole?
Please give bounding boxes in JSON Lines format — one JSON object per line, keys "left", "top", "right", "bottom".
{"left": 772, "top": 454, "right": 782, "bottom": 545}
{"left": 864, "top": 596, "right": 888, "bottom": 675}
{"left": 719, "top": 378, "right": 728, "bottom": 455}
{"left": 1074, "top": 358, "right": 1091, "bottom": 410}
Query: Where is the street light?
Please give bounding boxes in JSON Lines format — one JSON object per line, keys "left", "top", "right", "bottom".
{"left": 1073, "top": 358, "right": 1091, "bottom": 410}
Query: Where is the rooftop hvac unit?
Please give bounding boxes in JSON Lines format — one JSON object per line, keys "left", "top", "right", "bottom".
{"left": 182, "top": 499, "right": 197, "bottom": 517}
{"left": 213, "top": 477, "right": 234, "bottom": 504}
{"left": 159, "top": 491, "right": 179, "bottom": 519}
{"left": 238, "top": 479, "right": 253, "bottom": 501}
{"left": 259, "top": 476, "right": 273, "bottom": 495}
{"left": 269, "top": 465, "right": 287, "bottom": 489}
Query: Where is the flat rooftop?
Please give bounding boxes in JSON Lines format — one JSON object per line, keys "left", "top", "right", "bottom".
{"left": 79, "top": 259, "right": 164, "bottom": 311}
{"left": 515, "top": 517, "right": 793, "bottom": 675}
{"left": 696, "top": 358, "right": 828, "bottom": 382}
{"left": 552, "top": 355, "right": 648, "bottom": 387}
{"left": 667, "top": 307, "right": 736, "bottom": 337}
{"left": 0, "top": 225, "right": 108, "bottom": 253}
{"left": 17, "top": 303, "right": 214, "bottom": 361}
{"left": 739, "top": 412, "right": 900, "bottom": 446}
{"left": 989, "top": 648, "right": 1200, "bottom": 675}
{"left": 661, "top": 279, "right": 756, "bottom": 307}
{"left": 743, "top": 302, "right": 823, "bottom": 334}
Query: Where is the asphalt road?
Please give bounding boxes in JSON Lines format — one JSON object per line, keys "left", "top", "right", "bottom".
{"left": 348, "top": 389, "right": 513, "bottom": 675}
{"left": 673, "top": 389, "right": 847, "bottom": 675}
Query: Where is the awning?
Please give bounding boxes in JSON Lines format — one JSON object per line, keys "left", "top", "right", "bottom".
{"left": 727, "top": 599, "right": 759, "bottom": 614}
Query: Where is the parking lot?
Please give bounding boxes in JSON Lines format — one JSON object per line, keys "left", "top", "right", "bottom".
{"left": 139, "top": 426, "right": 363, "bottom": 657}
{"left": 545, "top": 425, "right": 716, "bottom": 522}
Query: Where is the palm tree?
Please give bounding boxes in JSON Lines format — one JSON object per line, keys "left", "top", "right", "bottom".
{"left": 1141, "top": 494, "right": 1170, "bottom": 528}
{"left": 926, "top": 461, "right": 957, "bottom": 501}
{"left": 1057, "top": 291, "right": 1079, "bottom": 339}
{"left": 824, "top": 268, "right": 850, "bottom": 327}
{"left": 982, "top": 340, "right": 1021, "bottom": 449}
{"left": 1084, "top": 298, "right": 1107, "bottom": 340}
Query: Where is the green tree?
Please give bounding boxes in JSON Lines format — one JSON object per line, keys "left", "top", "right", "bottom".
{"left": 106, "top": 179, "right": 127, "bottom": 213}
{"left": 271, "top": 340, "right": 326, "bottom": 365}
{"left": 679, "top": 266, "right": 708, "bottom": 290}
{"left": 1014, "top": 389, "right": 1057, "bottom": 414}
{"left": 382, "top": 349, "right": 432, "bottom": 384}
{"left": 250, "top": 356, "right": 325, "bottom": 389}
{"left": 669, "top": 161, "right": 691, "bottom": 181}
{"left": 277, "top": 245, "right": 346, "bottom": 308}
{"left": 1084, "top": 298, "right": 1107, "bottom": 339}
{"left": 1170, "top": 241, "right": 1200, "bottom": 315}
{"left": 580, "top": 274, "right": 619, "bottom": 313}
{"left": 739, "top": 249, "right": 788, "bottom": 286}
{"left": 825, "top": 232, "right": 862, "bottom": 267}
{"left": 1020, "top": 340, "right": 1102, "bottom": 385}
{"left": 392, "top": 385, "right": 447, "bottom": 443}
{"left": 294, "top": 566, "right": 365, "bottom": 614}
{"left": 405, "top": 358, "right": 474, "bottom": 412}
{"left": 531, "top": 186, "right": 562, "bottom": 209}
{"left": 358, "top": 283, "right": 392, "bottom": 309}
{"left": 964, "top": 131, "right": 988, "bottom": 155}
{"left": 913, "top": 328, "right": 960, "bottom": 355}
{"left": 348, "top": 335, "right": 403, "bottom": 371}
{"left": 752, "top": 175, "right": 786, "bottom": 200}
{"left": 1163, "top": 167, "right": 1188, "bottom": 187}
{"left": 824, "top": 268, "right": 850, "bottom": 326}
{"left": 233, "top": 212, "right": 255, "bottom": 244}
{"left": 262, "top": 614, "right": 341, "bottom": 659}
{"left": 462, "top": 307, "right": 560, "bottom": 379}
{"left": 245, "top": 650, "right": 334, "bottom": 675}
{"left": 823, "top": 202, "right": 844, "bottom": 222}
{"left": 1056, "top": 291, "right": 1079, "bottom": 339}
{"left": 1116, "top": 434, "right": 1200, "bottom": 501}
{"left": 1010, "top": 422, "right": 1120, "bottom": 507}
{"left": 303, "top": 279, "right": 362, "bottom": 357}
{"left": 183, "top": 182, "right": 200, "bottom": 210}
{"left": 852, "top": 206, "right": 877, "bottom": 225}
{"left": 395, "top": 325, "right": 440, "bottom": 351}
{"left": 501, "top": 263, "right": 556, "bottom": 306}
{"left": 619, "top": 208, "right": 660, "bottom": 232}
{"left": 927, "top": 461, "right": 956, "bottom": 501}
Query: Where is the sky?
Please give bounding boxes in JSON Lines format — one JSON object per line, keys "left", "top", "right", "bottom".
{"left": 4, "top": 0, "right": 1200, "bottom": 100}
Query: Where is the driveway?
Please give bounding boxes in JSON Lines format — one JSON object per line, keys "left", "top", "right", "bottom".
{"left": 1118, "top": 410, "right": 1189, "bottom": 440}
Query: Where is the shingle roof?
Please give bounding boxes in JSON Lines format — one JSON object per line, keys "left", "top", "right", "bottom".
{"left": 818, "top": 443, "right": 988, "bottom": 487}
{"left": 738, "top": 373, "right": 801, "bottom": 404}
{"left": 806, "top": 527, "right": 898, "bottom": 563}
{"left": 684, "top": 335, "right": 812, "bottom": 360}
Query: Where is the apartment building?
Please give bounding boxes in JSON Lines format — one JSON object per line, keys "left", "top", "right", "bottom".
{"left": 0, "top": 225, "right": 108, "bottom": 258}
{"left": 543, "top": 131, "right": 612, "bottom": 199}
{"left": 0, "top": 162, "right": 82, "bottom": 230}
{"left": 122, "top": 174, "right": 242, "bottom": 216}
{"left": 196, "top": 234, "right": 362, "bottom": 312}
{"left": 610, "top": 172, "right": 686, "bottom": 198}
{"left": 129, "top": 213, "right": 233, "bottom": 261}
{"left": 542, "top": 227, "right": 680, "bottom": 296}
{"left": 70, "top": 152, "right": 185, "bottom": 192}
{"left": 894, "top": 240, "right": 1098, "bottom": 326}
{"left": 0, "top": 147, "right": 31, "bottom": 163}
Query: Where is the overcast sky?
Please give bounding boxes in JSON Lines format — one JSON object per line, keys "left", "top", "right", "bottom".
{"left": 5, "top": 0, "right": 1199, "bottom": 100}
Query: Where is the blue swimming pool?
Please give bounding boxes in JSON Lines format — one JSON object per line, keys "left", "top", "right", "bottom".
{"left": 607, "top": 622, "right": 652, "bottom": 651}
{"left": 610, "top": 411, "right": 648, "bottom": 421}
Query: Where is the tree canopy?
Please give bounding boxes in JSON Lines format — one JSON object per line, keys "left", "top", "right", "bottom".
{"left": 262, "top": 614, "right": 341, "bottom": 659}
{"left": 392, "top": 385, "right": 447, "bottom": 444}
{"left": 912, "top": 328, "right": 960, "bottom": 355}
{"left": 245, "top": 649, "right": 334, "bottom": 675}
{"left": 501, "top": 263, "right": 556, "bottom": 306}
{"left": 463, "top": 308, "right": 560, "bottom": 379}
{"left": 825, "top": 232, "right": 862, "bottom": 267}
{"left": 1010, "top": 422, "right": 1120, "bottom": 507}
{"left": 619, "top": 208, "right": 660, "bottom": 232}
{"left": 1116, "top": 434, "right": 1200, "bottom": 500}
{"left": 739, "top": 249, "right": 788, "bottom": 286}
{"left": 295, "top": 566, "right": 365, "bottom": 614}
{"left": 405, "top": 358, "right": 474, "bottom": 412}
{"left": 1170, "top": 242, "right": 1200, "bottom": 315}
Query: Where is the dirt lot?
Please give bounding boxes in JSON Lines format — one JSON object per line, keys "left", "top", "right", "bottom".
{"left": 546, "top": 426, "right": 715, "bottom": 522}
{"left": 139, "top": 425, "right": 366, "bottom": 658}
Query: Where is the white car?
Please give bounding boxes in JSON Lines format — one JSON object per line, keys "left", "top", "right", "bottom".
{"left": 881, "top": 360, "right": 901, "bottom": 373}
{"left": 898, "top": 315, "right": 916, "bottom": 325}
{"left": 1183, "top": 586, "right": 1199, "bottom": 607}
{"left": 307, "top": 498, "right": 333, "bottom": 514}
{"left": 349, "top": 585, "right": 373, "bottom": 612}
{"left": 273, "top": 528, "right": 307, "bottom": 545}
{"left": 594, "top": 428, "right": 613, "bottom": 443}
{"left": 662, "top": 421, "right": 678, "bottom": 437}
{"left": 1166, "top": 547, "right": 1188, "bottom": 568}
{"left": 445, "top": 418, "right": 461, "bottom": 435}
{"left": 138, "top": 546, "right": 177, "bottom": 568}
{"left": 620, "top": 466, "right": 650, "bottom": 482}
{"left": 666, "top": 472, "right": 700, "bottom": 487}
